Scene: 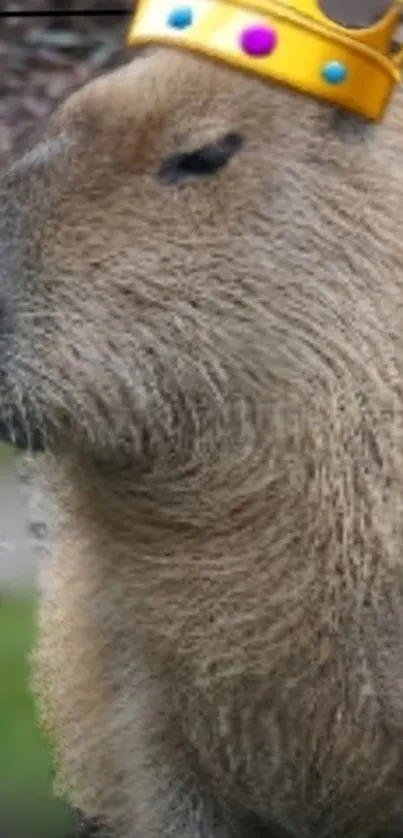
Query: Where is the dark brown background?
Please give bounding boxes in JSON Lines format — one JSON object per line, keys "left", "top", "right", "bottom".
{"left": 0, "top": 0, "right": 133, "bottom": 165}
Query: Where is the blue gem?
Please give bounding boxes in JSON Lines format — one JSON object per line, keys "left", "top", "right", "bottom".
{"left": 321, "top": 61, "right": 348, "bottom": 85}
{"left": 167, "top": 5, "right": 193, "bottom": 28}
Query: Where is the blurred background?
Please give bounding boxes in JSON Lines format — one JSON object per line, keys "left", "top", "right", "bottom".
{"left": 0, "top": 2, "right": 133, "bottom": 835}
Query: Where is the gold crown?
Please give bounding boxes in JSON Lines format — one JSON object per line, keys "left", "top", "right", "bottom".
{"left": 127, "top": 0, "right": 403, "bottom": 120}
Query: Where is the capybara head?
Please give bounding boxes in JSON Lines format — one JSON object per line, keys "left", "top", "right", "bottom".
{"left": 2, "top": 46, "right": 401, "bottom": 475}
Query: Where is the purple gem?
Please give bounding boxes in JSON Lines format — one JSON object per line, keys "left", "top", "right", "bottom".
{"left": 240, "top": 24, "right": 277, "bottom": 57}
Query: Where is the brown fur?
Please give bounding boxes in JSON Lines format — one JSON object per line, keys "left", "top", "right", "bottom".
{"left": 2, "top": 45, "right": 403, "bottom": 838}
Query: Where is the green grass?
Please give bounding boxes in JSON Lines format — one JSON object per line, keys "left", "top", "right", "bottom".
{"left": 0, "top": 441, "right": 19, "bottom": 463}
{"left": 0, "top": 595, "right": 47, "bottom": 792}
{"left": 0, "top": 594, "right": 73, "bottom": 835}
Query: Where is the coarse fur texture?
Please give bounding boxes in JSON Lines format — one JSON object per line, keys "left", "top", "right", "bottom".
{"left": 2, "top": 43, "right": 403, "bottom": 838}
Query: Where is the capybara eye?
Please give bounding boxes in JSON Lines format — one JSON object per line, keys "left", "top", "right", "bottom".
{"left": 158, "top": 132, "right": 244, "bottom": 183}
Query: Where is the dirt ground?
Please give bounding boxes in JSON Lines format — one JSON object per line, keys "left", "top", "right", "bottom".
{"left": 0, "top": 452, "right": 54, "bottom": 589}
{"left": 0, "top": 0, "right": 132, "bottom": 164}
{"left": 0, "top": 1, "right": 133, "bottom": 587}
{"left": 0, "top": 456, "right": 36, "bottom": 589}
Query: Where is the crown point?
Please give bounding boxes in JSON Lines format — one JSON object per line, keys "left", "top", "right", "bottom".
{"left": 127, "top": 0, "right": 401, "bottom": 121}
{"left": 321, "top": 61, "right": 348, "bottom": 85}
{"left": 167, "top": 5, "right": 193, "bottom": 29}
{"left": 240, "top": 24, "right": 278, "bottom": 57}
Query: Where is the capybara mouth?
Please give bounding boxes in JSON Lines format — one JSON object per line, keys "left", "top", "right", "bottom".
{"left": 0, "top": 405, "right": 45, "bottom": 453}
